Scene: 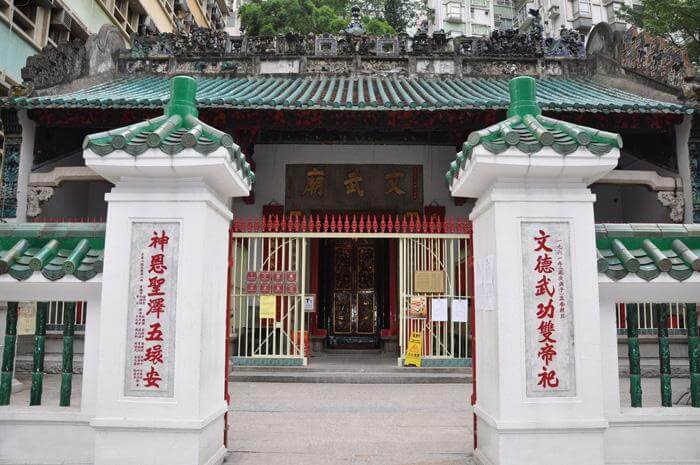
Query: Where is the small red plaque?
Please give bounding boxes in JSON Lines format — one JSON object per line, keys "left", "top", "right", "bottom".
{"left": 259, "top": 271, "right": 272, "bottom": 283}
{"left": 246, "top": 271, "right": 258, "bottom": 283}
{"left": 272, "top": 283, "right": 285, "bottom": 294}
{"left": 245, "top": 282, "right": 258, "bottom": 294}
{"left": 286, "top": 283, "right": 298, "bottom": 294}
{"left": 285, "top": 271, "right": 297, "bottom": 283}
{"left": 273, "top": 271, "right": 284, "bottom": 283}
{"left": 260, "top": 283, "right": 271, "bottom": 294}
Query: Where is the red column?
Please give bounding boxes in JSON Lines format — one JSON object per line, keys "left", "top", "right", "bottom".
{"left": 309, "top": 239, "right": 326, "bottom": 336}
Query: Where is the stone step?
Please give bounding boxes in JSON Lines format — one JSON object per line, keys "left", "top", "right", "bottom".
{"left": 229, "top": 369, "right": 471, "bottom": 384}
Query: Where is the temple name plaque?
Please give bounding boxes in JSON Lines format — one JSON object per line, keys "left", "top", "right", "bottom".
{"left": 125, "top": 222, "right": 180, "bottom": 397}
{"left": 522, "top": 221, "right": 576, "bottom": 398}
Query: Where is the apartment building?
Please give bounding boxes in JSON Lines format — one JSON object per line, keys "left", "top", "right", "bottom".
{"left": 0, "top": 0, "right": 229, "bottom": 98}
{"left": 513, "top": 0, "right": 639, "bottom": 37}
{"left": 427, "top": 0, "right": 514, "bottom": 37}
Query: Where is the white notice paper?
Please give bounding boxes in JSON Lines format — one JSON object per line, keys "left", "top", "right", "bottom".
{"left": 431, "top": 298, "right": 448, "bottom": 322}
{"left": 475, "top": 255, "right": 496, "bottom": 311}
{"left": 452, "top": 299, "right": 469, "bottom": 323}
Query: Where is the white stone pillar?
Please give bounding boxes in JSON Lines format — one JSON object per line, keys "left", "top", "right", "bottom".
{"left": 80, "top": 297, "right": 101, "bottom": 417}
{"left": 84, "top": 76, "right": 252, "bottom": 465}
{"left": 470, "top": 182, "right": 608, "bottom": 465}
{"left": 15, "top": 111, "right": 35, "bottom": 223}
{"left": 598, "top": 293, "right": 621, "bottom": 418}
{"left": 675, "top": 115, "right": 694, "bottom": 223}
{"left": 91, "top": 182, "right": 231, "bottom": 465}
{"left": 448, "top": 77, "right": 620, "bottom": 465}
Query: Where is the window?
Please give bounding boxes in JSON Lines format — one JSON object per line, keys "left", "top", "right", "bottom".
{"left": 573, "top": 0, "right": 592, "bottom": 16}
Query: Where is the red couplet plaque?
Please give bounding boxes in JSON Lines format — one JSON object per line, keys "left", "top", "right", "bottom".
{"left": 286, "top": 283, "right": 298, "bottom": 294}
{"left": 259, "top": 271, "right": 272, "bottom": 283}
{"left": 273, "top": 271, "right": 285, "bottom": 283}
{"left": 245, "top": 282, "right": 258, "bottom": 294}
{"left": 260, "top": 283, "right": 271, "bottom": 294}
{"left": 285, "top": 271, "right": 297, "bottom": 283}
{"left": 272, "top": 283, "right": 285, "bottom": 294}
{"left": 246, "top": 271, "right": 258, "bottom": 283}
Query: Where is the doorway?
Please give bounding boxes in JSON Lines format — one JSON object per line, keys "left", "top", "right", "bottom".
{"left": 320, "top": 238, "right": 390, "bottom": 349}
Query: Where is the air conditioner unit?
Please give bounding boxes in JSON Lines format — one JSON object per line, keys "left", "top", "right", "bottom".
{"left": 50, "top": 9, "right": 72, "bottom": 30}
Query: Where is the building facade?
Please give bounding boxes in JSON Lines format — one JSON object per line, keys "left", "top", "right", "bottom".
{"left": 0, "top": 21, "right": 699, "bottom": 465}
{"left": 513, "top": 0, "right": 639, "bottom": 37}
{"left": 426, "top": 0, "right": 515, "bottom": 37}
{"left": 0, "top": 21, "right": 697, "bottom": 361}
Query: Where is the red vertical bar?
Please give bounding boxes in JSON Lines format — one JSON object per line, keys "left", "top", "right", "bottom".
{"left": 223, "top": 227, "right": 234, "bottom": 448}
{"left": 309, "top": 239, "right": 325, "bottom": 336}
{"left": 389, "top": 239, "right": 398, "bottom": 336}
{"left": 467, "top": 228, "right": 477, "bottom": 450}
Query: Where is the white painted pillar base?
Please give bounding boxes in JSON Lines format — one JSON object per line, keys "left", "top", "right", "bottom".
{"left": 471, "top": 182, "right": 607, "bottom": 465}
{"left": 91, "top": 183, "right": 231, "bottom": 465}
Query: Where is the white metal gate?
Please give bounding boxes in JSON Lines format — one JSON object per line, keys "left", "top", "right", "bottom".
{"left": 230, "top": 232, "right": 308, "bottom": 365}
{"left": 399, "top": 235, "right": 470, "bottom": 366}
{"left": 229, "top": 214, "right": 471, "bottom": 367}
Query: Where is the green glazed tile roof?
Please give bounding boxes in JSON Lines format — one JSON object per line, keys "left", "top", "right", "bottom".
{"left": 445, "top": 76, "right": 624, "bottom": 187}
{"left": 0, "top": 223, "right": 105, "bottom": 281}
{"left": 596, "top": 224, "right": 700, "bottom": 282}
{"left": 3, "top": 75, "right": 689, "bottom": 114}
{"left": 82, "top": 76, "right": 255, "bottom": 186}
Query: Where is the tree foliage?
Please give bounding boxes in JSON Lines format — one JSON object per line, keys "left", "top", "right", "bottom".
{"left": 238, "top": 0, "right": 421, "bottom": 36}
{"left": 619, "top": 0, "right": 700, "bottom": 61}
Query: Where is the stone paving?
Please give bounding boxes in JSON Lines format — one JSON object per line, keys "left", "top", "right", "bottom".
{"left": 225, "top": 383, "right": 473, "bottom": 465}
{"left": 3, "top": 374, "right": 695, "bottom": 465}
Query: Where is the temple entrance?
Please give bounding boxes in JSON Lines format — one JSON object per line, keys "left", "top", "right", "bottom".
{"left": 321, "top": 238, "right": 389, "bottom": 349}
{"left": 228, "top": 214, "right": 471, "bottom": 367}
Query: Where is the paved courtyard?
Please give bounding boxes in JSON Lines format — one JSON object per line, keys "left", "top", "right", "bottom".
{"left": 225, "top": 382, "right": 473, "bottom": 465}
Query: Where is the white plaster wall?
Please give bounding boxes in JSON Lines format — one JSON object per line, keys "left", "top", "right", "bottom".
{"left": 231, "top": 144, "right": 470, "bottom": 218}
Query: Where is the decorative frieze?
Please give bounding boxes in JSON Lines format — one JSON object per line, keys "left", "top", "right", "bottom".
{"left": 657, "top": 191, "right": 684, "bottom": 223}
{"left": 26, "top": 186, "right": 54, "bottom": 218}
{"left": 0, "top": 109, "right": 21, "bottom": 219}
{"left": 621, "top": 27, "right": 694, "bottom": 90}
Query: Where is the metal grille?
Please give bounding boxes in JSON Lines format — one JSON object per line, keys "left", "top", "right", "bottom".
{"left": 47, "top": 301, "right": 87, "bottom": 333}
{"left": 230, "top": 233, "right": 308, "bottom": 363}
{"left": 616, "top": 302, "right": 691, "bottom": 336}
{"left": 399, "top": 236, "right": 470, "bottom": 363}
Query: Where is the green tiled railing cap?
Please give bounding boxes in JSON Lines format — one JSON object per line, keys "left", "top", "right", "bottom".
{"left": 83, "top": 76, "right": 254, "bottom": 186}
{"left": 0, "top": 223, "right": 105, "bottom": 281}
{"left": 596, "top": 223, "right": 700, "bottom": 282}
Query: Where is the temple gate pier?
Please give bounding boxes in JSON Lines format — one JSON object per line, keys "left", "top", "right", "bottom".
{"left": 83, "top": 76, "right": 252, "bottom": 465}
{"left": 448, "top": 76, "right": 619, "bottom": 465}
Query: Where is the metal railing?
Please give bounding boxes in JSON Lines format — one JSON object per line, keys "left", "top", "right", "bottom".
{"left": 230, "top": 232, "right": 308, "bottom": 365}
{"left": 0, "top": 301, "right": 78, "bottom": 406}
{"left": 399, "top": 236, "right": 470, "bottom": 365}
{"left": 621, "top": 302, "right": 699, "bottom": 408}
{"left": 616, "top": 302, "right": 689, "bottom": 336}
{"left": 47, "top": 301, "right": 87, "bottom": 333}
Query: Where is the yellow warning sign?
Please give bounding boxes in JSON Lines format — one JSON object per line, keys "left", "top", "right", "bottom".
{"left": 404, "top": 331, "right": 422, "bottom": 367}
{"left": 260, "top": 295, "right": 276, "bottom": 320}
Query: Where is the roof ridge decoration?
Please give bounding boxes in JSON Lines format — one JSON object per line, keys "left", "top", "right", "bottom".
{"left": 83, "top": 76, "right": 254, "bottom": 186}
{"left": 445, "top": 76, "right": 625, "bottom": 186}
